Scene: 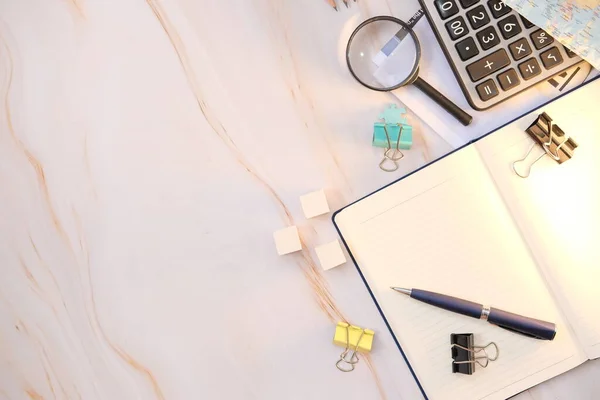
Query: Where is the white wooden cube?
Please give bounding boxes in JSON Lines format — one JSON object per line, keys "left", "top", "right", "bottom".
{"left": 315, "top": 240, "right": 346, "bottom": 271}
{"left": 273, "top": 226, "right": 302, "bottom": 255}
{"left": 300, "top": 189, "right": 330, "bottom": 219}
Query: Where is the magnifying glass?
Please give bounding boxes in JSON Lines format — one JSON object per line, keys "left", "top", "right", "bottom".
{"left": 346, "top": 16, "right": 473, "bottom": 126}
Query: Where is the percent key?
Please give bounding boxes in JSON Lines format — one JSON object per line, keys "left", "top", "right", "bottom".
{"left": 531, "top": 29, "right": 554, "bottom": 50}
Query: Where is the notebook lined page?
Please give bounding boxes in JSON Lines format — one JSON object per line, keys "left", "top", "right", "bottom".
{"left": 476, "top": 81, "right": 600, "bottom": 359}
{"left": 335, "top": 148, "right": 585, "bottom": 400}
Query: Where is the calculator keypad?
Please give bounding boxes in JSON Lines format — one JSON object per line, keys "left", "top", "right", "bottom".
{"left": 498, "top": 15, "right": 522, "bottom": 39}
{"left": 518, "top": 58, "right": 542, "bottom": 80}
{"left": 435, "top": 0, "right": 460, "bottom": 19}
{"left": 564, "top": 46, "right": 577, "bottom": 58}
{"left": 487, "top": 0, "right": 511, "bottom": 18}
{"left": 497, "top": 68, "right": 520, "bottom": 90}
{"left": 530, "top": 29, "right": 554, "bottom": 50}
{"left": 456, "top": 37, "right": 480, "bottom": 60}
{"left": 508, "top": 37, "right": 532, "bottom": 60}
{"left": 521, "top": 16, "right": 535, "bottom": 29}
{"left": 459, "top": 0, "right": 480, "bottom": 8}
{"left": 428, "top": 0, "right": 583, "bottom": 109}
{"left": 476, "top": 79, "right": 499, "bottom": 101}
{"left": 466, "top": 49, "right": 510, "bottom": 81}
{"left": 466, "top": 5, "right": 490, "bottom": 29}
{"left": 446, "top": 16, "right": 469, "bottom": 40}
{"left": 540, "top": 47, "right": 563, "bottom": 69}
{"left": 476, "top": 26, "right": 500, "bottom": 50}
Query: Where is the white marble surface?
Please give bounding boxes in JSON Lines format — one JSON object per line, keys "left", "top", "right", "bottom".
{"left": 0, "top": 0, "right": 598, "bottom": 399}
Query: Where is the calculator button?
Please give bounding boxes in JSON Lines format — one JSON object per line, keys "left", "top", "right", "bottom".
{"left": 487, "top": 0, "right": 511, "bottom": 18}
{"left": 508, "top": 37, "right": 532, "bottom": 60}
{"left": 530, "top": 29, "right": 554, "bottom": 50}
{"left": 466, "top": 49, "right": 510, "bottom": 81}
{"left": 466, "top": 5, "right": 490, "bottom": 29}
{"left": 446, "top": 16, "right": 469, "bottom": 40}
{"left": 497, "top": 68, "right": 520, "bottom": 90}
{"left": 564, "top": 45, "right": 577, "bottom": 58}
{"left": 435, "top": 0, "right": 460, "bottom": 19}
{"left": 521, "top": 16, "right": 535, "bottom": 29}
{"left": 498, "top": 15, "right": 522, "bottom": 39}
{"left": 459, "top": 0, "right": 480, "bottom": 8}
{"left": 540, "top": 46, "right": 564, "bottom": 69}
{"left": 518, "top": 57, "right": 542, "bottom": 80}
{"left": 455, "top": 37, "right": 479, "bottom": 61}
{"left": 476, "top": 79, "right": 499, "bottom": 101}
{"left": 476, "top": 26, "right": 500, "bottom": 50}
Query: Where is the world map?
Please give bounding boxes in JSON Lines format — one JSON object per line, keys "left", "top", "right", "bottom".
{"left": 502, "top": 0, "right": 600, "bottom": 69}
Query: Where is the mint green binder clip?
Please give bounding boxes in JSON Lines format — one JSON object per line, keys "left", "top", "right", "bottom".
{"left": 373, "top": 123, "right": 413, "bottom": 150}
{"left": 372, "top": 104, "right": 413, "bottom": 172}
{"left": 372, "top": 104, "right": 413, "bottom": 150}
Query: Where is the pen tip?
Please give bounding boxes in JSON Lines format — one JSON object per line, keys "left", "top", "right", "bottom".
{"left": 391, "top": 287, "right": 412, "bottom": 295}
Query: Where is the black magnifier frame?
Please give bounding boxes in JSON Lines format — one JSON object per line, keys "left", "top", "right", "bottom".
{"left": 346, "top": 16, "right": 473, "bottom": 126}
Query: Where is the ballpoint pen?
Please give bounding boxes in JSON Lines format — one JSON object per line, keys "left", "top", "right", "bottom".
{"left": 391, "top": 287, "right": 556, "bottom": 340}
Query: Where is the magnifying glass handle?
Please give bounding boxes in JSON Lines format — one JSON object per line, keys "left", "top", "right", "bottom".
{"left": 413, "top": 77, "right": 473, "bottom": 126}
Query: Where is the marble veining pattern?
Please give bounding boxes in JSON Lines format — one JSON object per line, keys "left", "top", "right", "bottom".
{"left": 0, "top": 0, "right": 598, "bottom": 399}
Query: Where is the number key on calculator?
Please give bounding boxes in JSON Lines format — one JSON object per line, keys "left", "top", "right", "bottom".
{"left": 420, "top": 0, "right": 586, "bottom": 110}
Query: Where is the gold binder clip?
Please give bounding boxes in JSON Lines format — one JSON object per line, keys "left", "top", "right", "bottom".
{"left": 513, "top": 113, "right": 578, "bottom": 178}
{"left": 333, "top": 322, "right": 374, "bottom": 372}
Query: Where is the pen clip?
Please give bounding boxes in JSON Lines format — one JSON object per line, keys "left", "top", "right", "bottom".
{"left": 487, "top": 307, "right": 556, "bottom": 341}
{"left": 492, "top": 323, "right": 540, "bottom": 339}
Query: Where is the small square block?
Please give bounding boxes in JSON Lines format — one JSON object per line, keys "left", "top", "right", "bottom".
{"left": 300, "top": 189, "right": 330, "bottom": 219}
{"left": 315, "top": 240, "right": 346, "bottom": 271}
{"left": 273, "top": 226, "right": 302, "bottom": 255}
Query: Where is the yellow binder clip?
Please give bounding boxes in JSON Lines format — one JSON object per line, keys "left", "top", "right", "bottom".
{"left": 333, "top": 321, "right": 374, "bottom": 372}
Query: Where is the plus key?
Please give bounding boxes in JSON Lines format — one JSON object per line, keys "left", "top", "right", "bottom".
{"left": 466, "top": 49, "right": 510, "bottom": 82}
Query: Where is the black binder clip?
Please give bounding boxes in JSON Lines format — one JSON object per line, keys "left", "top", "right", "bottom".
{"left": 451, "top": 333, "right": 499, "bottom": 375}
{"left": 513, "top": 112, "right": 578, "bottom": 178}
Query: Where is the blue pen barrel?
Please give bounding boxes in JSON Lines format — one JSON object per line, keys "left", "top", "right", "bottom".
{"left": 488, "top": 308, "right": 556, "bottom": 341}
{"left": 407, "top": 288, "right": 557, "bottom": 340}
{"left": 411, "top": 289, "right": 483, "bottom": 319}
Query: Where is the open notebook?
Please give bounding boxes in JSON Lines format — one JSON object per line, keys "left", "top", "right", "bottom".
{"left": 334, "top": 79, "right": 600, "bottom": 400}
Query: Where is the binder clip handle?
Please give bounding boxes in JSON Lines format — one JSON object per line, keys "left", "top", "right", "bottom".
{"left": 335, "top": 359, "right": 355, "bottom": 372}
{"left": 334, "top": 323, "right": 367, "bottom": 372}
{"left": 335, "top": 350, "right": 358, "bottom": 372}
{"left": 378, "top": 124, "right": 404, "bottom": 172}
{"left": 451, "top": 341, "right": 499, "bottom": 368}
{"left": 451, "top": 333, "right": 499, "bottom": 375}
{"left": 512, "top": 143, "right": 546, "bottom": 178}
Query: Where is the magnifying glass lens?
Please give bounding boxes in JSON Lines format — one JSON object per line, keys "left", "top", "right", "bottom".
{"left": 347, "top": 19, "right": 419, "bottom": 90}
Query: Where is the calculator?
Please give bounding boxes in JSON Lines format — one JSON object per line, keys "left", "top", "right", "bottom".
{"left": 419, "top": 0, "right": 586, "bottom": 110}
